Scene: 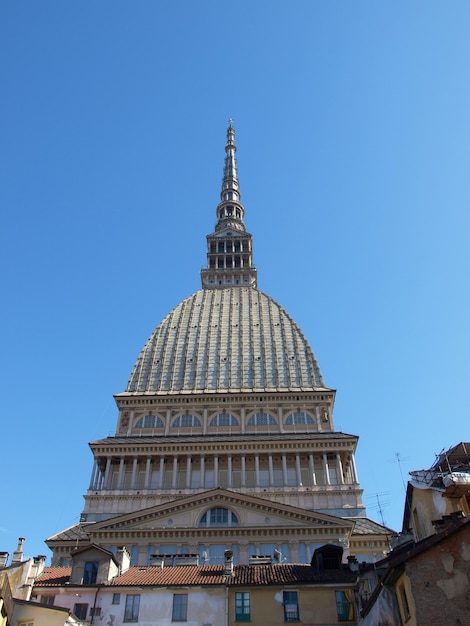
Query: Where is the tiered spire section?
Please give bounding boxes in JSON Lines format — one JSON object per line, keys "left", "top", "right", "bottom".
{"left": 201, "top": 121, "right": 257, "bottom": 289}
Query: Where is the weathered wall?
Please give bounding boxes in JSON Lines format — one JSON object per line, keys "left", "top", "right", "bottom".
{"left": 406, "top": 526, "right": 470, "bottom": 626}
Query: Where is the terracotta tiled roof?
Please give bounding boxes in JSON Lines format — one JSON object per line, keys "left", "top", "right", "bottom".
{"left": 230, "top": 564, "right": 357, "bottom": 585}
{"left": 115, "top": 565, "right": 226, "bottom": 586}
{"left": 35, "top": 567, "right": 72, "bottom": 585}
{"left": 36, "top": 564, "right": 356, "bottom": 588}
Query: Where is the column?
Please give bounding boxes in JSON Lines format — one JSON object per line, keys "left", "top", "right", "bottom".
{"left": 131, "top": 457, "right": 139, "bottom": 489}
{"left": 308, "top": 454, "right": 316, "bottom": 486}
{"left": 255, "top": 454, "right": 260, "bottom": 486}
{"left": 306, "top": 543, "right": 312, "bottom": 563}
{"left": 282, "top": 454, "right": 288, "bottom": 486}
{"left": 203, "top": 408, "right": 208, "bottom": 435}
{"left": 295, "top": 454, "right": 302, "bottom": 486}
{"left": 241, "top": 454, "right": 246, "bottom": 487}
{"left": 288, "top": 540, "right": 300, "bottom": 564}
{"left": 268, "top": 454, "right": 274, "bottom": 487}
{"left": 239, "top": 542, "right": 249, "bottom": 565}
{"left": 127, "top": 409, "right": 135, "bottom": 435}
{"left": 240, "top": 408, "right": 246, "bottom": 434}
{"left": 145, "top": 456, "right": 152, "bottom": 489}
{"left": 95, "top": 463, "right": 103, "bottom": 490}
{"left": 351, "top": 454, "right": 359, "bottom": 484}
{"left": 103, "top": 457, "right": 112, "bottom": 489}
{"left": 200, "top": 455, "right": 205, "bottom": 488}
{"left": 159, "top": 456, "right": 165, "bottom": 489}
{"left": 89, "top": 460, "right": 98, "bottom": 490}
{"left": 278, "top": 406, "right": 284, "bottom": 433}
{"left": 227, "top": 455, "right": 233, "bottom": 487}
{"left": 214, "top": 454, "right": 219, "bottom": 487}
{"left": 165, "top": 409, "right": 171, "bottom": 436}
{"left": 336, "top": 453, "right": 345, "bottom": 484}
{"left": 323, "top": 454, "right": 330, "bottom": 485}
{"left": 315, "top": 407, "right": 322, "bottom": 432}
{"left": 172, "top": 455, "right": 178, "bottom": 488}
{"left": 186, "top": 456, "right": 192, "bottom": 489}
{"left": 117, "top": 457, "right": 125, "bottom": 490}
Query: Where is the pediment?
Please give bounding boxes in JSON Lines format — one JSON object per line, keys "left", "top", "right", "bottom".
{"left": 90, "top": 488, "right": 354, "bottom": 534}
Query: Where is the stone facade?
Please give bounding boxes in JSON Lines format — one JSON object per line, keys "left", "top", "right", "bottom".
{"left": 46, "top": 123, "right": 392, "bottom": 569}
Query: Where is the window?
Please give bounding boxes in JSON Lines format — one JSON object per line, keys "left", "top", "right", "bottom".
{"left": 83, "top": 561, "right": 98, "bottom": 584}
{"left": 172, "top": 594, "right": 188, "bottom": 621}
{"left": 209, "top": 413, "right": 238, "bottom": 427}
{"left": 112, "top": 593, "right": 121, "bottom": 605}
{"left": 285, "top": 412, "right": 314, "bottom": 425}
{"left": 247, "top": 412, "right": 277, "bottom": 426}
{"left": 199, "top": 507, "right": 239, "bottom": 527}
{"left": 283, "top": 591, "right": 299, "bottom": 622}
{"left": 172, "top": 415, "right": 201, "bottom": 428}
{"left": 40, "top": 595, "right": 55, "bottom": 606}
{"left": 73, "top": 604, "right": 88, "bottom": 620}
{"left": 124, "top": 594, "right": 140, "bottom": 622}
{"left": 336, "top": 590, "right": 354, "bottom": 621}
{"left": 134, "top": 414, "right": 164, "bottom": 429}
{"left": 398, "top": 582, "right": 411, "bottom": 621}
{"left": 90, "top": 607, "right": 102, "bottom": 617}
{"left": 235, "top": 592, "right": 250, "bottom": 621}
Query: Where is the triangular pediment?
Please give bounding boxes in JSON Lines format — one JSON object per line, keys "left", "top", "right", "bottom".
{"left": 89, "top": 488, "right": 354, "bottom": 535}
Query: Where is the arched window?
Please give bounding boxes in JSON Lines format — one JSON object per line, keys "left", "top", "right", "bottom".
{"left": 199, "top": 507, "right": 239, "bottom": 527}
{"left": 134, "top": 415, "right": 164, "bottom": 429}
{"left": 247, "top": 412, "right": 277, "bottom": 426}
{"left": 209, "top": 413, "right": 239, "bottom": 427}
{"left": 172, "top": 415, "right": 201, "bottom": 428}
{"left": 285, "top": 412, "right": 315, "bottom": 425}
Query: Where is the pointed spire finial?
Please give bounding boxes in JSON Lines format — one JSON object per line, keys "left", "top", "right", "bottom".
{"left": 200, "top": 123, "right": 257, "bottom": 289}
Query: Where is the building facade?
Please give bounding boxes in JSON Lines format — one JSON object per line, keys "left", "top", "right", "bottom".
{"left": 46, "top": 123, "right": 392, "bottom": 569}
{"left": 33, "top": 545, "right": 360, "bottom": 626}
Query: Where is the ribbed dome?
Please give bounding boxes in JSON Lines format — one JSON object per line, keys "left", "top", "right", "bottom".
{"left": 126, "top": 288, "right": 326, "bottom": 394}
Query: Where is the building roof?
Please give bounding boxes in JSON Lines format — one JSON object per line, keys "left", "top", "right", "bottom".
{"left": 90, "top": 431, "right": 356, "bottom": 447}
{"left": 350, "top": 517, "right": 396, "bottom": 536}
{"left": 34, "top": 567, "right": 72, "bottom": 586}
{"left": 46, "top": 523, "right": 92, "bottom": 543}
{"left": 384, "top": 516, "right": 470, "bottom": 569}
{"left": 35, "top": 564, "right": 357, "bottom": 588}
{"left": 124, "top": 287, "right": 327, "bottom": 395}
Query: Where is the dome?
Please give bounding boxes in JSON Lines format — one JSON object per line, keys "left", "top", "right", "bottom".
{"left": 126, "top": 287, "right": 326, "bottom": 395}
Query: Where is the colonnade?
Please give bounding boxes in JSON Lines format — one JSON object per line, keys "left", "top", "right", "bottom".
{"left": 89, "top": 450, "right": 359, "bottom": 491}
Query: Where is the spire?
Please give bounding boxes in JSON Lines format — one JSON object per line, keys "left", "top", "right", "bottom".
{"left": 201, "top": 121, "right": 257, "bottom": 289}
{"left": 222, "top": 119, "right": 239, "bottom": 199}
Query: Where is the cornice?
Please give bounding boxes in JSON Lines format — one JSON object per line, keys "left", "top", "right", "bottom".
{"left": 89, "top": 435, "right": 358, "bottom": 456}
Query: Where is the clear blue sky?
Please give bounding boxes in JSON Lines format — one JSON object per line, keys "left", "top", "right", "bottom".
{"left": 2, "top": 1, "right": 469, "bottom": 561}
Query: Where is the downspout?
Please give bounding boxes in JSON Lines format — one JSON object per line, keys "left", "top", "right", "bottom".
{"left": 90, "top": 586, "right": 101, "bottom": 625}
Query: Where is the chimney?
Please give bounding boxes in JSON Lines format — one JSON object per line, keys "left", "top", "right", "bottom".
{"left": 11, "top": 538, "right": 25, "bottom": 565}
{"left": 347, "top": 556, "right": 359, "bottom": 572}
{"left": 116, "top": 546, "right": 131, "bottom": 574}
{"left": 31, "top": 555, "right": 47, "bottom": 579}
{"left": 0, "top": 552, "right": 9, "bottom": 568}
{"left": 224, "top": 550, "right": 234, "bottom": 576}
